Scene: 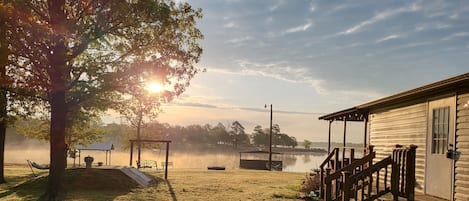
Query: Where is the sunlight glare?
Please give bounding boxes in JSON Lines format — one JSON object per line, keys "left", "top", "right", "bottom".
{"left": 146, "top": 82, "right": 163, "bottom": 93}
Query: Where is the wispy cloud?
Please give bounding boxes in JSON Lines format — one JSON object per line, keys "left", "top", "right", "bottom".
{"left": 284, "top": 20, "right": 313, "bottom": 34}
{"left": 442, "top": 32, "right": 469, "bottom": 41}
{"left": 415, "top": 23, "right": 451, "bottom": 32}
{"left": 223, "top": 22, "right": 236, "bottom": 28}
{"left": 269, "top": 0, "right": 285, "bottom": 12}
{"left": 167, "top": 102, "right": 324, "bottom": 115}
{"left": 336, "top": 3, "right": 420, "bottom": 36}
{"left": 226, "top": 36, "right": 253, "bottom": 44}
{"left": 376, "top": 34, "right": 402, "bottom": 43}
{"left": 235, "top": 60, "right": 325, "bottom": 93}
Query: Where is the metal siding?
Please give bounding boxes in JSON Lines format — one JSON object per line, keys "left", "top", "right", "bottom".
{"left": 455, "top": 92, "right": 469, "bottom": 201}
{"left": 369, "top": 102, "right": 427, "bottom": 193}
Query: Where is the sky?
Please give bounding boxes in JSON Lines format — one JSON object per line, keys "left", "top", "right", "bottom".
{"left": 108, "top": 0, "right": 469, "bottom": 143}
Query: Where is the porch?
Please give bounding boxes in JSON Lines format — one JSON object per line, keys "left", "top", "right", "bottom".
{"left": 317, "top": 109, "right": 419, "bottom": 201}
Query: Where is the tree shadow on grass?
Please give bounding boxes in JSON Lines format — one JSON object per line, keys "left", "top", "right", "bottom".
{"left": 166, "top": 179, "right": 178, "bottom": 201}
{"left": 0, "top": 168, "right": 144, "bottom": 200}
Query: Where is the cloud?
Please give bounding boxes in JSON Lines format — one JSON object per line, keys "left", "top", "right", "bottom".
{"left": 167, "top": 102, "right": 324, "bottom": 115}
{"left": 226, "top": 36, "right": 253, "bottom": 44}
{"left": 415, "top": 23, "right": 451, "bottom": 32}
{"left": 223, "top": 22, "right": 236, "bottom": 28}
{"left": 442, "top": 32, "right": 469, "bottom": 41}
{"left": 376, "top": 34, "right": 402, "bottom": 43}
{"left": 284, "top": 20, "right": 313, "bottom": 34}
{"left": 269, "top": 0, "right": 285, "bottom": 11}
{"left": 336, "top": 3, "right": 420, "bottom": 36}
{"left": 230, "top": 60, "right": 326, "bottom": 94}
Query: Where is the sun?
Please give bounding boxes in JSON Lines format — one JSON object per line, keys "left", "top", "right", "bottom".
{"left": 146, "top": 81, "right": 163, "bottom": 93}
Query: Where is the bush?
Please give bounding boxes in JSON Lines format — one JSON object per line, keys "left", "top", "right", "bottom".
{"left": 300, "top": 172, "right": 320, "bottom": 194}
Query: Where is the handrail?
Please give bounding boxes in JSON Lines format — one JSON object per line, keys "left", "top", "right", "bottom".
{"left": 343, "top": 156, "right": 393, "bottom": 201}
{"left": 329, "top": 151, "right": 375, "bottom": 179}
{"left": 320, "top": 148, "right": 338, "bottom": 168}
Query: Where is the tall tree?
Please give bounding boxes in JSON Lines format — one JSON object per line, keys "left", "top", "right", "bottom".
{"left": 2, "top": 1, "right": 203, "bottom": 200}
{"left": 252, "top": 125, "right": 268, "bottom": 146}
{"left": 230, "top": 121, "right": 247, "bottom": 148}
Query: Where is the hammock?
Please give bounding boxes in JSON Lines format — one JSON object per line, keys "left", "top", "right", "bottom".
{"left": 26, "top": 160, "right": 49, "bottom": 177}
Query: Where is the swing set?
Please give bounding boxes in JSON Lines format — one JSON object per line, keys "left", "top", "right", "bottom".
{"left": 129, "top": 139, "right": 171, "bottom": 180}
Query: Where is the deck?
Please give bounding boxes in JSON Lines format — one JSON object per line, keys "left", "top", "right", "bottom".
{"left": 375, "top": 192, "right": 448, "bottom": 201}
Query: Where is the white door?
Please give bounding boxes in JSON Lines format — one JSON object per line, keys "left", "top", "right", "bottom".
{"left": 425, "top": 97, "right": 455, "bottom": 200}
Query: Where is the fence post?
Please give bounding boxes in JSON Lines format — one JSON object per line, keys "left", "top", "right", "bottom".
{"left": 391, "top": 148, "right": 399, "bottom": 201}
{"left": 406, "top": 145, "right": 417, "bottom": 201}
{"left": 325, "top": 168, "right": 332, "bottom": 201}
{"left": 320, "top": 167, "right": 324, "bottom": 199}
{"left": 342, "top": 171, "right": 352, "bottom": 201}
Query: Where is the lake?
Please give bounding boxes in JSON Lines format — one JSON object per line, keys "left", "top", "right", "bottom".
{"left": 5, "top": 144, "right": 328, "bottom": 173}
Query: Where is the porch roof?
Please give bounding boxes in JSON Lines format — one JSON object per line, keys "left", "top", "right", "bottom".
{"left": 319, "top": 72, "right": 469, "bottom": 121}
{"left": 318, "top": 107, "right": 367, "bottom": 121}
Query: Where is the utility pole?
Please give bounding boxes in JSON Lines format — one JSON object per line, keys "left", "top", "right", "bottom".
{"left": 265, "top": 104, "right": 273, "bottom": 171}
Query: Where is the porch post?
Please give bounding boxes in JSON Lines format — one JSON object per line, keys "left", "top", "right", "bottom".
{"left": 343, "top": 118, "right": 347, "bottom": 167}
{"left": 130, "top": 141, "right": 134, "bottom": 167}
{"left": 364, "top": 116, "right": 368, "bottom": 155}
{"left": 328, "top": 120, "right": 332, "bottom": 154}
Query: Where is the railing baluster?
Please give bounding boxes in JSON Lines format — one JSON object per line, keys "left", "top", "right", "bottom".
{"left": 342, "top": 171, "right": 352, "bottom": 201}
{"left": 377, "top": 168, "right": 380, "bottom": 194}
{"left": 325, "top": 168, "right": 332, "bottom": 201}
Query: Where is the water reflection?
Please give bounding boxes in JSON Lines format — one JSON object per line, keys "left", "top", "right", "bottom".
{"left": 6, "top": 147, "right": 328, "bottom": 173}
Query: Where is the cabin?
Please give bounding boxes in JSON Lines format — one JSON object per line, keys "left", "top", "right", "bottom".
{"left": 318, "top": 73, "right": 469, "bottom": 201}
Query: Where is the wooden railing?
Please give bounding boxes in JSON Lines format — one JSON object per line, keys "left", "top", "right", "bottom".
{"left": 319, "top": 145, "right": 375, "bottom": 200}
{"left": 342, "top": 156, "right": 393, "bottom": 200}
{"left": 320, "top": 144, "right": 417, "bottom": 201}
{"left": 391, "top": 144, "right": 417, "bottom": 200}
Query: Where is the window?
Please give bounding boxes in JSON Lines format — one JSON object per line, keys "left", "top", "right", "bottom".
{"left": 432, "top": 107, "right": 450, "bottom": 154}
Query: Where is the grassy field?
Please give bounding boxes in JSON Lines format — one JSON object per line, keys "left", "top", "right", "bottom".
{"left": 0, "top": 165, "right": 307, "bottom": 201}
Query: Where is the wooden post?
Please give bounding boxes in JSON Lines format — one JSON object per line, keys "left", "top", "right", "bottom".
{"left": 105, "top": 150, "right": 108, "bottom": 166}
{"left": 334, "top": 148, "right": 340, "bottom": 171}
{"left": 368, "top": 145, "right": 373, "bottom": 198}
{"left": 78, "top": 150, "right": 81, "bottom": 167}
{"left": 320, "top": 168, "right": 324, "bottom": 198}
{"left": 406, "top": 145, "right": 417, "bottom": 201}
{"left": 343, "top": 119, "right": 347, "bottom": 168}
{"left": 350, "top": 148, "right": 355, "bottom": 165}
{"left": 165, "top": 142, "right": 170, "bottom": 180}
{"left": 363, "top": 116, "right": 368, "bottom": 155}
{"left": 342, "top": 171, "right": 352, "bottom": 201}
{"left": 130, "top": 141, "right": 134, "bottom": 167}
{"left": 328, "top": 120, "right": 332, "bottom": 154}
{"left": 325, "top": 168, "right": 332, "bottom": 201}
{"left": 391, "top": 148, "right": 399, "bottom": 201}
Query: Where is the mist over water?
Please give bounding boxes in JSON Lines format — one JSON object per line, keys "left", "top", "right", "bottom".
{"left": 5, "top": 140, "right": 327, "bottom": 173}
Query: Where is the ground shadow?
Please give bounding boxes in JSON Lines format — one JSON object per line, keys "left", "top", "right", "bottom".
{"left": 1, "top": 168, "right": 140, "bottom": 200}
{"left": 166, "top": 180, "right": 178, "bottom": 201}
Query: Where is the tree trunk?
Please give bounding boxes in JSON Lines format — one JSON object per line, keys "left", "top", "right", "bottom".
{"left": 41, "top": 1, "right": 68, "bottom": 200}
{"left": 41, "top": 86, "right": 67, "bottom": 201}
{"left": 0, "top": 11, "right": 8, "bottom": 184}
{"left": 0, "top": 88, "right": 6, "bottom": 184}
{"left": 0, "top": 72, "right": 6, "bottom": 184}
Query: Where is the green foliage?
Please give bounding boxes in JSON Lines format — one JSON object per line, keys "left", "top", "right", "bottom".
{"left": 303, "top": 140, "right": 313, "bottom": 149}
{"left": 14, "top": 118, "right": 105, "bottom": 147}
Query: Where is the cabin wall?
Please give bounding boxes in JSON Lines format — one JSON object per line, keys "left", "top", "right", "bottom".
{"left": 369, "top": 102, "right": 427, "bottom": 193}
{"left": 455, "top": 90, "right": 469, "bottom": 201}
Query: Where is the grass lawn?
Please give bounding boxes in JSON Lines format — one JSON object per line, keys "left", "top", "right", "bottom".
{"left": 0, "top": 165, "right": 306, "bottom": 201}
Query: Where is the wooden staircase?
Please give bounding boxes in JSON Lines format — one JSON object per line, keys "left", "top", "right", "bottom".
{"left": 318, "top": 145, "right": 417, "bottom": 201}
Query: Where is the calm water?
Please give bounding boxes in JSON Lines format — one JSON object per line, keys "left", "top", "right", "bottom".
{"left": 6, "top": 146, "right": 328, "bottom": 173}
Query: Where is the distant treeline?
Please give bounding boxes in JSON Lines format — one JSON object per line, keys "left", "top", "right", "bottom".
{"left": 119, "top": 121, "right": 300, "bottom": 148}
{"left": 9, "top": 119, "right": 303, "bottom": 149}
